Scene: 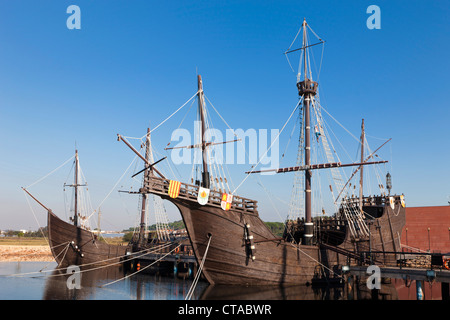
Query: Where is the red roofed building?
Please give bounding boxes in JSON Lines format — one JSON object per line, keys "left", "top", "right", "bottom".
{"left": 401, "top": 205, "right": 450, "bottom": 254}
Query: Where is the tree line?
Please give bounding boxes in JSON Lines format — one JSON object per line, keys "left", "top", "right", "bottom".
{"left": 2, "top": 221, "right": 287, "bottom": 239}
{"left": 1, "top": 227, "right": 48, "bottom": 238}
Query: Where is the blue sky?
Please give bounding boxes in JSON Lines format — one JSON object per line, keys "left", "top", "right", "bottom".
{"left": 1, "top": 1, "right": 449, "bottom": 230}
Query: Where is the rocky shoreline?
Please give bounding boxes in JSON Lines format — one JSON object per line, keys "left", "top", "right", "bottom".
{"left": 0, "top": 245, "right": 53, "bottom": 262}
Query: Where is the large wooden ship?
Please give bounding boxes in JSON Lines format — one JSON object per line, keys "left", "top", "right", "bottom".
{"left": 130, "top": 19, "right": 406, "bottom": 285}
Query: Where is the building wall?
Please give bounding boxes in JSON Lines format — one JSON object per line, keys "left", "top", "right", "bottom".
{"left": 401, "top": 206, "right": 450, "bottom": 254}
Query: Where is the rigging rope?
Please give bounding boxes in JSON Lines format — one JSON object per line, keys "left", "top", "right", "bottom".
{"left": 86, "top": 154, "right": 139, "bottom": 220}
{"left": 26, "top": 155, "right": 75, "bottom": 189}
{"left": 320, "top": 106, "right": 361, "bottom": 144}
{"left": 233, "top": 98, "right": 302, "bottom": 194}
{"left": 22, "top": 189, "right": 49, "bottom": 246}
{"left": 142, "top": 91, "right": 199, "bottom": 138}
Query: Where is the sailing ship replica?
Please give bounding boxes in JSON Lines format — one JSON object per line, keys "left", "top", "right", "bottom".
{"left": 23, "top": 136, "right": 188, "bottom": 270}
{"left": 131, "top": 19, "right": 406, "bottom": 285}
{"left": 23, "top": 150, "right": 130, "bottom": 267}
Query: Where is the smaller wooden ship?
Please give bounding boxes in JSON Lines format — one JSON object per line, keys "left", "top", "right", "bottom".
{"left": 24, "top": 139, "right": 196, "bottom": 275}
{"left": 23, "top": 150, "right": 130, "bottom": 267}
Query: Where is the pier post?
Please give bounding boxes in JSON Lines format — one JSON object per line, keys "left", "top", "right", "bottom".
{"left": 442, "top": 282, "right": 449, "bottom": 300}
{"left": 416, "top": 280, "right": 424, "bottom": 300}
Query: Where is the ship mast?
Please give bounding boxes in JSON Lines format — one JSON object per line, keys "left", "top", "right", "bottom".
{"left": 74, "top": 150, "right": 79, "bottom": 226}
{"left": 161, "top": 75, "right": 239, "bottom": 191}
{"left": 247, "top": 18, "right": 391, "bottom": 243}
{"left": 64, "top": 149, "right": 86, "bottom": 227}
{"left": 64, "top": 150, "right": 87, "bottom": 227}
{"left": 138, "top": 128, "right": 152, "bottom": 248}
{"left": 197, "top": 75, "right": 210, "bottom": 189}
{"left": 297, "top": 19, "right": 318, "bottom": 245}
{"left": 359, "top": 119, "right": 365, "bottom": 212}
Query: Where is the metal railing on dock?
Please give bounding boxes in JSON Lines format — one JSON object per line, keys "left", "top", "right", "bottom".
{"left": 348, "top": 250, "right": 450, "bottom": 284}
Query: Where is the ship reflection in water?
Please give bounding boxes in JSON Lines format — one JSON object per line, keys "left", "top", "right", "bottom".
{"left": 41, "top": 263, "right": 208, "bottom": 300}
{"left": 201, "top": 280, "right": 398, "bottom": 300}
{"left": 0, "top": 262, "right": 446, "bottom": 300}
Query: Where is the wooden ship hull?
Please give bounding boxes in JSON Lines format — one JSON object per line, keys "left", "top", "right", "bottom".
{"left": 47, "top": 210, "right": 130, "bottom": 267}
{"left": 145, "top": 178, "right": 315, "bottom": 285}
{"left": 174, "top": 199, "right": 319, "bottom": 285}
{"left": 144, "top": 177, "right": 405, "bottom": 285}
{"left": 319, "top": 196, "right": 406, "bottom": 273}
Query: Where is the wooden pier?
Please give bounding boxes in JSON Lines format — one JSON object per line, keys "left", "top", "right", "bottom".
{"left": 348, "top": 265, "right": 450, "bottom": 283}
{"left": 342, "top": 250, "right": 450, "bottom": 300}
{"left": 125, "top": 237, "right": 198, "bottom": 279}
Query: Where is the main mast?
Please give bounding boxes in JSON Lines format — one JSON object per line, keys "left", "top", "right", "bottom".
{"left": 359, "top": 119, "right": 365, "bottom": 212}
{"left": 62, "top": 149, "right": 88, "bottom": 227}
{"left": 297, "top": 19, "right": 318, "bottom": 245}
{"left": 197, "top": 75, "right": 210, "bottom": 189}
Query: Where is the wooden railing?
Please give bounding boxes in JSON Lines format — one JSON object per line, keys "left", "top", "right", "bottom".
{"left": 140, "top": 176, "right": 258, "bottom": 215}
{"left": 341, "top": 194, "right": 404, "bottom": 207}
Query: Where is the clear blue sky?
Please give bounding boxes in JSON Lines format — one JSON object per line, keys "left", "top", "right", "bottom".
{"left": 1, "top": 1, "right": 449, "bottom": 230}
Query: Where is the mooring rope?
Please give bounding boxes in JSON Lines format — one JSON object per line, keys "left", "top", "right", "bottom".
{"left": 48, "top": 242, "right": 71, "bottom": 271}
{"left": 2, "top": 241, "right": 175, "bottom": 278}
{"left": 49, "top": 242, "right": 179, "bottom": 281}
{"left": 185, "top": 235, "right": 212, "bottom": 300}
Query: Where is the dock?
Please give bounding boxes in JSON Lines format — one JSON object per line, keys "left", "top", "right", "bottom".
{"left": 348, "top": 265, "right": 450, "bottom": 283}
{"left": 125, "top": 237, "right": 198, "bottom": 279}
{"left": 341, "top": 250, "right": 450, "bottom": 300}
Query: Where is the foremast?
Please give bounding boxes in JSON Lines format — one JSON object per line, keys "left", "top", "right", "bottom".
{"left": 197, "top": 75, "right": 210, "bottom": 189}
{"left": 137, "top": 128, "right": 151, "bottom": 248}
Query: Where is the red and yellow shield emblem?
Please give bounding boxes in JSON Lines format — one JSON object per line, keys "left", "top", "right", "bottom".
{"left": 221, "top": 193, "right": 233, "bottom": 211}
{"left": 168, "top": 180, "right": 181, "bottom": 198}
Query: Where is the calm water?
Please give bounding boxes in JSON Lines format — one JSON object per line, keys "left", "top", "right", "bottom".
{"left": 0, "top": 262, "right": 445, "bottom": 300}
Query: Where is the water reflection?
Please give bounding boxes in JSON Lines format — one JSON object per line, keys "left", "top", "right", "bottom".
{"left": 43, "top": 264, "right": 127, "bottom": 300}
{"left": 41, "top": 263, "right": 206, "bottom": 300}
{"left": 0, "top": 262, "right": 447, "bottom": 300}
{"left": 199, "top": 280, "right": 398, "bottom": 300}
